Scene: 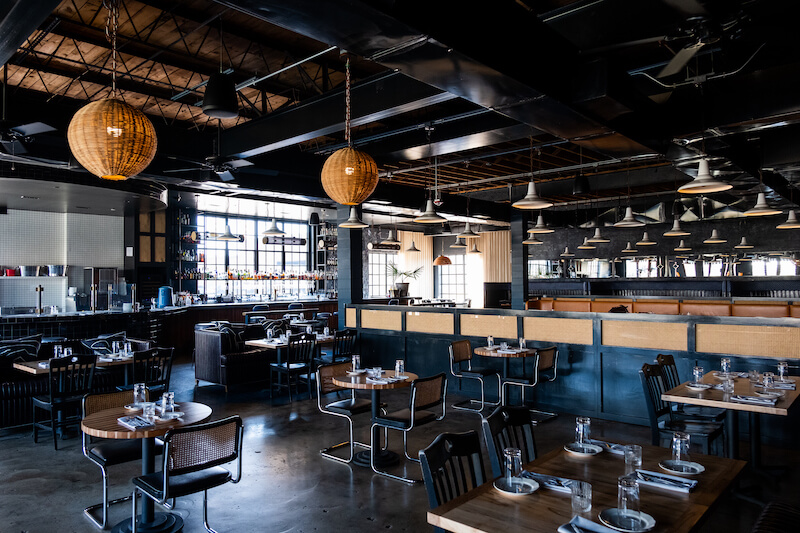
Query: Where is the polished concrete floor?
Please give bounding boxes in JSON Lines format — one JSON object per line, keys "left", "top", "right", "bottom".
{"left": 2, "top": 354, "right": 798, "bottom": 533}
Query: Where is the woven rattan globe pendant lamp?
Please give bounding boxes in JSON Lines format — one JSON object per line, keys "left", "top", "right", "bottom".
{"left": 320, "top": 55, "right": 378, "bottom": 205}
{"left": 67, "top": 0, "right": 156, "bottom": 181}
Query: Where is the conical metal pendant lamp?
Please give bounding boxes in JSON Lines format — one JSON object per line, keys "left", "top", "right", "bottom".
{"left": 586, "top": 227, "right": 610, "bottom": 243}
{"left": 560, "top": 246, "right": 574, "bottom": 257}
{"left": 777, "top": 210, "right": 800, "bottom": 229}
{"left": 614, "top": 206, "right": 644, "bottom": 227}
{"left": 744, "top": 192, "right": 782, "bottom": 216}
{"left": 405, "top": 239, "right": 420, "bottom": 252}
{"left": 263, "top": 204, "right": 285, "bottom": 236}
{"left": 528, "top": 214, "right": 555, "bottom": 234}
{"left": 523, "top": 235, "right": 544, "bottom": 245}
{"left": 339, "top": 206, "right": 368, "bottom": 229}
{"left": 203, "top": 73, "right": 239, "bottom": 119}
{"left": 467, "top": 241, "right": 482, "bottom": 254}
{"left": 450, "top": 236, "right": 467, "bottom": 248}
{"left": 218, "top": 224, "right": 240, "bottom": 241}
{"left": 674, "top": 240, "right": 691, "bottom": 252}
{"left": 622, "top": 242, "right": 637, "bottom": 253}
{"left": 577, "top": 237, "right": 595, "bottom": 250}
{"left": 663, "top": 218, "right": 690, "bottom": 237}
{"left": 703, "top": 229, "right": 726, "bottom": 244}
{"left": 512, "top": 181, "right": 553, "bottom": 210}
{"left": 380, "top": 230, "right": 401, "bottom": 245}
{"left": 414, "top": 199, "right": 446, "bottom": 223}
{"left": 677, "top": 158, "right": 732, "bottom": 194}
{"left": 734, "top": 237, "right": 753, "bottom": 249}
{"left": 457, "top": 222, "right": 479, "bottom": 239}
{"left": 636, "top": 231, "right": 657, "bottom": 246}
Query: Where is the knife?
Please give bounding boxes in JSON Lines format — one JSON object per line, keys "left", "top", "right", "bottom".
{"left": 636, "top": 471, "right": 691, "bottom": 488}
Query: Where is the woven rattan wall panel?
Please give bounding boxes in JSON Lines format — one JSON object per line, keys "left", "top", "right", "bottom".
{"left": 406, "top": 312, "right": 454, "bottom": 335}
{"left": 361, "top": 310, "right": 402, "bottom": 331}
{"left": 460, "top": 314, "right": 517, "bottom": 339}
{"left": 523, "top": 317, "right": 593, "bottom": 345}
{"left": 602, "top": 320, "right": 687, "bottom": 351}
{"left": 696, "top": 324, "right": 800, "bottom": 358}
{"left": 345, "top": 308, "right": 357, "bottom": 328}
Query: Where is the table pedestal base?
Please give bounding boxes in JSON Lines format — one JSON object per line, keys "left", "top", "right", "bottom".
{"left": 111, "top": 512, "right": 182, "bottom": 533}
{"left": 353, "top": 449, "right": 400, "bottom": 468}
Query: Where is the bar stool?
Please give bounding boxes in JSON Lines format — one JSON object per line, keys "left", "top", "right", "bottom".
{"left": 449, "top": 340, "right": 500, "bottom": 412}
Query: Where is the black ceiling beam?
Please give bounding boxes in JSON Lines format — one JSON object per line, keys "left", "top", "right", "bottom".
{"left": 221, "top": 71, "right": 458, "bottom": 159}
{"left": 0, "top": 0, "right": 61, "bottom": 68}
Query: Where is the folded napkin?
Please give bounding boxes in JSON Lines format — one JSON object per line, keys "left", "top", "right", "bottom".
{"left": 522, "top": 471, "right": 572, "bottom": 493}
{"left": 366, "top": 377, "right": 390, "bottom": 385}
{"left": 483, "top": 346, "right": 498, "bottom": 351}
{"left": 557, "top": 515, "right": 617, "bottom": 533}
{"left": 98, "top": 356, "right": 114, "bottom": 362}
{"left": 767, "top": 381, "right": 796, "bottom": 390}
{"left": 38, "top": 361, "right": 50, "bottom": 368}
{"left": 497, "top": 349, "right": 520, "bottom": 355}
{"left": 635, "top": 469, "right": 697, "bottom": 493}
{"left": 588, "top": 439, "right": 626, "bottom": 455}
{"left": 731, "top": 394, "right": 777, "bottom": 406}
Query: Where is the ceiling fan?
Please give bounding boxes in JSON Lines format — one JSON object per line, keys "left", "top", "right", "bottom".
{"left": 165, "top": 127, "right": 253, "bottom": 182}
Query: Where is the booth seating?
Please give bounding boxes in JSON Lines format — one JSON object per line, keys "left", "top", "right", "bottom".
{"left": 590, "top": 299, "right": 632, "bottom": 313}
{"left": 194, "top": 324, "right": 271, "bottom": 391}
{"left": 552, "top": 298, "right": 591, "bottom": 312}
{"left": 731, "top": 302, "right": 790, "bottom": 318}
{"left": 679, "top": 300, "right": 732, "bottom": 316}
{"left": 631, "top": 299, "right": 680, "bottom": 314}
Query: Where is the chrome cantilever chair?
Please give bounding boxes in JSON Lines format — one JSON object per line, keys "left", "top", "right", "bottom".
{"left": 449, "top": 339, "right": 501, "bottom": 412}
{"left": 82, "top": 389, "right": 161, "bottom": 529}
{"left": 316, "top": 362, "right": 372, "bottom": 463}
{"left": 371, "top": 373, "right": 447, "bottom": 483}
{"left": 131, "top": 416, "right": 244, "bottom": 533}
{"left": 501, "top": 345, "right": 558, "bottom": 421}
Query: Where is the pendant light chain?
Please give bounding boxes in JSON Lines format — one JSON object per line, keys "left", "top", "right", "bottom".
{"left": 104, "top": 0, "right": 119, "bottom": 97}
{"left": 345, "top": 57, "right": 351, "bottom": 147}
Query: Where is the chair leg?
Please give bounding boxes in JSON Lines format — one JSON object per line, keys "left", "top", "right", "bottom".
{"left": 131, "top": 489, "right": 138, "bottom": 533}
{"left": 320, "top": 414, "right": 367, "bottom": 463}
{"left": 203, "top": 489, "right": 218, "bottom": 533}
{"left": 50, "top": 408, "right": 58, "bottom": 451}
{"left": 368, "top": 423, "right": 421, "bottom": 484}
{"left": 402, "top": 431, "right": 420, "bottom": 463}
{"left": 32, "top": 404, "right": 38, "bottom": 444}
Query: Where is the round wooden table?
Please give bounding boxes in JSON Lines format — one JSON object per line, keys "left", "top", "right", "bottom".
{"left": 81, "top": 402, "right": 212, "bottom": 533}
{"left": 474, "top": 345, "right": 537, "bottom": 405}
{"left": 332, "top": 371, "right": 418, "bottom": 468}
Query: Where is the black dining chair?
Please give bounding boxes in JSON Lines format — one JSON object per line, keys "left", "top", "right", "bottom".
{"left": 371, "top": 373, "right": 447, "bottom": 483}
{"left": 481, "top": 405, "right": 538, "bottom": 478}
{"left": 449, "top": 339, "right": 501, "bottom": 413}
{"left": 315, "top": 328, "right": 357, "bottom": 366}
{"left": 252, "top": 304, "right": 270, "bottom": 311}
{"left": 419, "top": 430, "right": 486, "bottom": 533}
{"left": 131, "top": 416, "right": 243, "bottom": 533}
{"left": 316, "top": 361, "right": 373, "bottom": 463}
{"left": 287, "top": 302, "right": 304, "bottom": 310}
{"left": 270, "top": 334, "right": 316, "bottom": 401}
{"left": 82, "top": 389, "right": 162, "bottom": 529}
{"left": 119, "top": 347, "right": 174, "bottom": 395}
{"left": 33, "top": 354, "right": 96, "bottom": 450}
{"left": 656, "top": 353, "right": 726, "bottom": 422}
{"left": 639, "top": 363, "right": 725, "bottom": 455}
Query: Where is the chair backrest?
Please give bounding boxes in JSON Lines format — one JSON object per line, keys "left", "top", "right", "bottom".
{"left": 481, "top": 405, "right": 538, "bottom": 478}
{"left": 287, "top": 302, "right": 304, "bottom": 310}
{"left": 410, "top": 373, "right": 447, "bottom": 415}
{"left": 287, "top": 335, "right": 316, "bottom": 364}
{"left": 132, "top": 347, "right": 174, "bottom": 390}
{"left": 639, "top": 363, "right": 671, "bottom": 445}
{"left": 656, "top": 353, "right": 681, "bottom": 391}
{"left": 419, "top": 431, "right": 486, "bottom": 510}
{"left": 283, "top": 313, "right": 304, "bottom": 321}
{"left": 332, "top": 329, "right": 357, "bottom": 359}
{"left": 82, "top": 389, "right": 140, "bottom": 418}
{"left": 388, "top": 299, "right": 399, "bottom": 305}
{"left": 252, "top": 304, "right": 270, "bottom": 311}
{"left": 449, "top": 339, "right": 472, "bottom": 367}
{"left": 536, "top": 346, "right": 558, "bottom": 373}
{"left": 316, "top": 361, "right": 350, "bottom": 409}
{"left": 48, "top": 354, "right": 96, "bottom": 400}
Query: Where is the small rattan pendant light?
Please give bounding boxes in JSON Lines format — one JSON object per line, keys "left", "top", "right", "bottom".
{"left": 320, "top": 56, "right": 378, "bottom": 205}
{"left": 67, "top": 0, "right": 157, "bottom": 181}
{"left": 433, "top": 238, "right": 451, "bottom": 266}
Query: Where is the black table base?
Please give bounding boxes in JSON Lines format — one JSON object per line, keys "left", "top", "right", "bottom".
{"left": 111, "top": 512, "right": 182, "bottom": 533}
{"left": 353, "top": 449, "right": 400, "bottom": 468}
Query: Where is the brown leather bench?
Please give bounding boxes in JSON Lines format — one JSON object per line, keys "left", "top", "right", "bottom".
{"left": 591, "top": 299, "right": 632, "bottom": 313}
{"left": 731, "top": 303, "right": 790, "bottom": 318}
{"left": 679, "top": 300, "right": 731, "bottom": 316}
{"left": 553, "top": 298, "right": 591, "bottom": 312}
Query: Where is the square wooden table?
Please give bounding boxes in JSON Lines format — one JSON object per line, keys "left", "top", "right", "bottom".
{"left": 427, "top": 443, "right": 745, "bottom": 533}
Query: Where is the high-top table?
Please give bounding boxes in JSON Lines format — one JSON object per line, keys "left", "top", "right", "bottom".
{"left": 81, "top": 402, "right": 212, "bottom": 533}
{"left": 428, "top": 443, "right": 745, "bottom": 533}
{"left": 332, "top": 371, "right": 418, "bottom": 468}
{"left": 474, "top": 345, "right": 537, "bottom": 405}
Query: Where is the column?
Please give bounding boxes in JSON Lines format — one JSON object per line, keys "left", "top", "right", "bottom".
{"left": 510, "top": 210, "right": 529, "bottom": 309}
{"left": 337, "top": 205, "right": 364, "bottom": 328}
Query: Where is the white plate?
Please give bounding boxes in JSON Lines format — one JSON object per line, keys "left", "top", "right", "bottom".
{"left": 599, "top": 508, "right": 656, "bottom": 532}
{"left": 712, "top": 371, "right": 736, "bottom": 380}
{"left": 155, "top": 411, "right": 184, "bottom": 421}
{"left": 754, "top": 390, "right": 783, "bottom": 399}
{"left": 564, "top": 442, "right": 603, "bottom": 456}
{"left": 124, "top": 402, "right": 154, "bottom": 411}
{"left": 686, "top": 383, "right": 712, "bottom": 391}
{"left": 392, "top": 374, "right": 410, "bottom": 380}
{"left": 658, "top": 460, "right": 705, "bottom": 475}
{"left": 493, "top": 477, "right": 539, "bottom": 496}
{"left": 346, "top": 370, "right": 366, "bottom": 376}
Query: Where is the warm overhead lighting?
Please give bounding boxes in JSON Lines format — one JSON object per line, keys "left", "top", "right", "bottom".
{"left": 663, "top": 218, "right": 690, "bottom": 237}
{"left": 586, "top": 227, "right": 610, "bottom": 243}
{"left": 738, "top": 256, "right": 752, "bottom": 262}
{"left": 560, "top": 246, "right": 574, "bottom": 257}
{"left": 457, "top": 222, "right": 479, "bottom": 239}
{"left": 467, "top": 242, "right": 482, "bottom": 254}
{"left": 262, "top": 218, "right": 285, "bottom": 236}
{"left": 433, "top": 255, "right": 452, "bottom": 266}
{"left": 777, "top": 210, "right": 800, "bottom": 229}
{"left": 522, "top": 235, "right": 544, "bottom": 245}
{"left": 528, "top": 214, "right": 555, "bottom": 234}
{"left": 217, "top": 225, "right": 240, "bottom": 241}
{"left": 677, "top": 159, "right": 732, "bottom": 194}
{"left": 405, "top": 240, "right": 420, "bottom": 253}
{"left": 703, "top": 229, "right": 726, "bottom": 244}
{"left": 339, "top": 206, "right": 368, "bottom": 229}
{"left": 512, "top": 181, "right": 553, "bottom": 210}
{"left": 450, "top": 237, "right": 467, "bottom": 248}
{"left": 614, "top": 206, "right": 645, "bottom": 227}
{"left": 768, "top": 251, "right": 784, "bottom": 256}
{"left": 577, "top": 237, "right": 595, "bottom": 250}
{"left": 414, "top": 199, "right": 447, "bottom": 223}
{"left": 622, "top": 242, "right": 638, "bottom": 253}
{"left": 734, "top": 237, "right": 754, "bottom": 249}
{"left": 380, "top": 230, "right": 401, "bottom": 245}
{"left": 636, "top": 232, "right": 657, "bottom": 246}
{"left": 674, "top": 240, "right": 691, "bottom": 252}
{"left": 744, "top": 192, "right": 782, "bottom": 217}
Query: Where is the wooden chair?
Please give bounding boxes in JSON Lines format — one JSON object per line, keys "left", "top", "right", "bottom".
{"left": 639, "top": 363, "right": 725, "bottom": 455}
{"left": 316, "top": 362, "right": 373, "bottom": 463}
{"left": 33, "top": 354, "right": 96, "bottom": 450}
{"left": 448, "top": 339, "right": 500, "bottom": 412}
{"left": 419, "top": 430, "right": 486, "bottom": 533}
{"left": 751, "top": 501, "right": 800, "bottom": 533}
{"left": 481, "top": 405, "right": 538, "bottom": 478}
{"left": 656, "top": 354, "right": 726, "bottom": 422}
{"left": 270, "top": 335, "right": 316, "bottom": 401}
{"left": 131, "top": 416, "right": 243, "bottom": 533}
{"left": 371, "top": 373, "right": 447, "bottom": 483}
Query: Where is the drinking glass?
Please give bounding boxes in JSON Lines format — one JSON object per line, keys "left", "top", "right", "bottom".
{"left": 762, "top": 372, "right": 775, "bottom": 390}
{"left": 323, "top": 327, "right": 330, "bottom": 336}
{"left": 575, "top": 416, "right": 591, "bottom": 445}
{"left": 519, "top": 337, "right": 526, "bottom": 349}
{"left": 749, "top": 370, "right": 761, "bottom": 384}
{"left": 617, "top": 475, "right": 641, "bottom": 529}
{"left": 692, "top": 366, "right": 703, "bottom": 385}
{"left": 64, "top": 347, "right": 73, "bottom": 358}
{"left": 395, "top": 359, "right": 405, "bottom": 377}
{"left": 571, "top": 480, "right": 592, "bottom": 514}
{"left": 142, "top": 403, "right": 156, "bottom": 423}
{"left": 161, "top": 392, "right": 175, "bottom": 414}
{"left": 778, "top": 362, "right": 789, "bottom": 381}
{"left": 624, "top": 445, "right": 642, "bottom": 475}
{"left": 306, "top": 325, "right": 313, "bottom": 335}
{"left": 721, "top": 357, "right": 731, "bottom": 375}
{"left": 352, "top": 354, "right": 360, "bottom": 371}
{"left": 133, "top": 383, "right": 146, "bottom": 406}
{"left": 487, "top": 336, "right": 494, "bottom": 348}
{"left": 722, "top": 378, "right": 734, "bottom": 393}
{"left": 671, "top": 432, "right": 691, "bottom": 464}
{"left": 53, "top": 345, "right": 63, "bottom": 358}
{"left": 371, "top": 367, "right": 382, "bottom": 378}
{"left": 266, "top": 329, "right": 274, "bottom": 340}
{"left": 500, "top": 342, "right": 509, "bottom": 350}
{"left": 112, "top": 341, "right": 122, "bottom": 355}
{"left": 125, "top": 342, "right": 132, "bottom": 356}
{"left": 503, "top": 447, "right": 522, "bottom": 491}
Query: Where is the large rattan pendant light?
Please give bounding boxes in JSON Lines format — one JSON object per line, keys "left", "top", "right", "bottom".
{"left": 67, "top": 0, "right": 156, "bottom": 181}
{"left": 320, "top": 56, "right": 378, "bottom": 205}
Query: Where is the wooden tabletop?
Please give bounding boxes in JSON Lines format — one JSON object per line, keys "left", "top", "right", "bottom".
{"left": 81, "top": 401, "right": 212, "bottom": 440}
{"left": 242, "top": 308, "right": 320, "bottom": 317}
{"left": 245, "top": 335, "right": 334, "bottom": 350}
{"left": 662, "top": 373, "right": 799, "bottom": 416}
{"left": 333, "top": 371, "right": 419, "bottom": 391}
{"left": 428, "top": 443, "right": 745, "bottom": 533}
{"left": 474, "top": 346, "right": 536, "bottom": 359}
{"left": 13, "top": 356, "right": 134, "bottom": 375}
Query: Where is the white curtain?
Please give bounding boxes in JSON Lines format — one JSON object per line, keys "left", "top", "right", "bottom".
{"left": 480, "top": 230, "right": 512, "bottom": 282}
{"left": 397, "top": 230, "right": 434, "bottom": 299}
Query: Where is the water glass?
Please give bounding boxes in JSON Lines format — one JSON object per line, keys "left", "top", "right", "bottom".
{"left": 395, "top": 359, "right": 405, "bottom": 377}
{"left": 617, "top": 476, "right": 641, "bottom": 528}
{"left": 500, "top": 342, "right": 509, "bottom": 350}
{"left": 161, "top": 392, "right": 175, "bottom": 414}
{"left": 778, "top": 362, "right": 789, "bottom": 381}
{"left": 487, "top": 336, "right": 494, "bottom": 348}
{"left": 762, "top": 372, "right": 775, "bottom": 390}
{"left": 323, "top": 327, "right": 330, "bottom": 336}
{"left": 722, "top": 378, "right": 735, "bottom": 393}
{"left": 306, "top": 325, "right": 313, "bottom": 335}
{"left": 671, "top": 432, "right": 691, "bottom": 463}
{"left": 749, "top": 370, "right": 761, "bottom": 384}
{"left": 53, "top": 345, "right": 63, "bottom": 358}
{"left": 125, "top": 342, "right": 132, "bottom": 355}
{"left": 142, "top": 403, "right": 156, "bottom": 423}
{"left": 624, "top": 444, "right": 643, "bottom": 475}
{"left": 575, "top": 416, "right": 591, "bottom": 444}
{"left": 519, "top": 337, "right": 526, "bottom": 349}
{"left": 64, "top": 347, "right": 73, "bottom": 357}
{"left": 503, "top": 447, "right": 522, "bottom": 491}
{"left": 692, "top": 366, "right": 703, "bottom": 384}
{"left": 721, "top": 357, "right": 731, "bottom": 374}
{"left": 112, "top": 341, "right": 122, "bottom": 355}
{"left": 571, "top": 480, "right": 592, "bottom": 514}
{"left": 352, "top": 354, "right": 360, "bottom": 371}
{"left": 266, "top": 329, "right": 274, "bottom": 340}
{"left": 133, "top": 383, "right": 146, "bottom": 405}
{"left": 371, "top": 367, "right": 382, "bottom": 378}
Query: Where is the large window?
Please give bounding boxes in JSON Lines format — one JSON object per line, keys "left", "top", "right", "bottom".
{"left": 368, "top": 252, "right": 393, "bottom": 298}
{"left": 437, "top": 254, "right": 467, "bottom": 301}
